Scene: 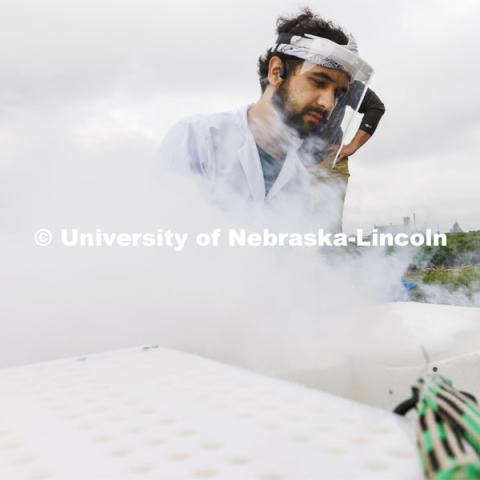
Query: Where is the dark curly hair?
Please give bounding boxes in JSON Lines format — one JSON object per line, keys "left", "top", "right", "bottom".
{"left": 258, "top": 8, "right": 349, "bottom": 92}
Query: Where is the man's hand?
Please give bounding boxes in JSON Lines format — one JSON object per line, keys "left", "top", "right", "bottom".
{"left": 338, "top": 142, "right": 359, "bottom": 160}
{"left": 337, "top": 129, "right": 372, "bottom": 160}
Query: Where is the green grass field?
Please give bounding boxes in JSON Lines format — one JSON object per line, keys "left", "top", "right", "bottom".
{"left": 405, "top": 232, "right": 480, "bottom": 303}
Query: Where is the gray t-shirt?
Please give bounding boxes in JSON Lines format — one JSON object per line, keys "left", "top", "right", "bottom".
{"left": 257, "top": 145, "right": 284, "bottom": 195}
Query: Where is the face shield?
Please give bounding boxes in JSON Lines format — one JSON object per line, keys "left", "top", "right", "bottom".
{"left": 272, "top": 34, "right": 374, "bottom": 167}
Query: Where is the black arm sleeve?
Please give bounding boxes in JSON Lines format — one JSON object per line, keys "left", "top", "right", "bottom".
{"left": 357, "top": 88, "right": 385, "bottom": 135}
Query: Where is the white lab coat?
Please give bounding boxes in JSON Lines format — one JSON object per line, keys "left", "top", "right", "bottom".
{"left": 157, "top": 105, "right": 317, "bottom": 206}
{"left": 156, "top": 105, "right": 347, "bottom": 231}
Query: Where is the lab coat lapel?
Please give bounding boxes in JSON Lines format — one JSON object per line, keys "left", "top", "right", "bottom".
{"left": 236, "top": 108, "right": 266, "bottom": 201}
{"left": 266, "top": 148, "right": 300, "bottom": 200}
{"left": 237, "top": 140, "right": 265, "bottom": 201}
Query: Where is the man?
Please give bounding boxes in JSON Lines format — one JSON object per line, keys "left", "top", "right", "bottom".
{"left": 158, "top": 9, "right": 385, "bottom": 231}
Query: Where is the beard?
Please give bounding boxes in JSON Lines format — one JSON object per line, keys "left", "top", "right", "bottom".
{"left": 271, "top": 79, "right": 330, "bottom": 139}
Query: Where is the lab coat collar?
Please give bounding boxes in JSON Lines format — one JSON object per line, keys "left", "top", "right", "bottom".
{"left": 266, "top": 148, "right": 303, "bottom": 200}
{"left": 236, "top": 105, "right": 306, "bottom": 202}
{"left": 236, "top": 105, "right": 265, "bottom": 201}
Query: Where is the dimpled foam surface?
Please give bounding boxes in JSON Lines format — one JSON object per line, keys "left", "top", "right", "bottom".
{"left": 0, "top": 346, "right": 422, "bottom": 480}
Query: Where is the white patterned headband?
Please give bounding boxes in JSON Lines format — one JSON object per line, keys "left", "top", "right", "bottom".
{"left": 272, "top": 33, "right": 373, "bottom": 82}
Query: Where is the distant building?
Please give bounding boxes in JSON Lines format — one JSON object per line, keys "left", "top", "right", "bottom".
{"left": 450, "top": 221, "right": 463, "bottom": 233}
{"left": 373, "top": 216, "right": 415, "bottom": 235}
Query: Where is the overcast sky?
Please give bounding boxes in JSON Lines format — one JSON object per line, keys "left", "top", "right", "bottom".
{"left": 1, "top": 0, "right": 479, "bottom": 233}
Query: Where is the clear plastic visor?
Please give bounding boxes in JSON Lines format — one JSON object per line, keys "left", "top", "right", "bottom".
{"left": 291, "top": 36, "right": 374, "bottom": 167}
